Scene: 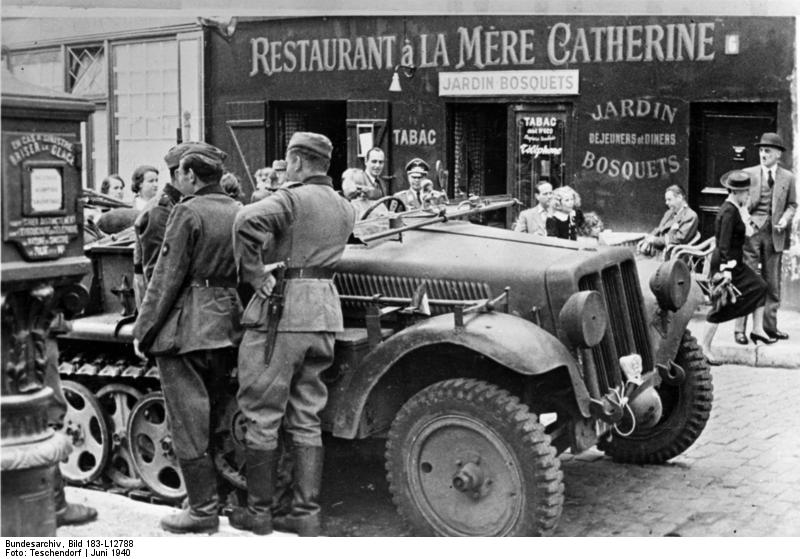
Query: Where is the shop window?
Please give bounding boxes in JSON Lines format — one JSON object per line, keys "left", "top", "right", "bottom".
{"left": 9, "top": 49, "right": 64, "bottom": 91}
{"left": 112, "top": 39, "right": 179, "bottom": 199}
{"left": 67, "top": 46, "right": 106, "bottom": 97}
{"left": 449, "top": 104, "right": 507, "bottom": 200}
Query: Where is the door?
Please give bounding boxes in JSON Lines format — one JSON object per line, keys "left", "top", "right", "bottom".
{"left": 507, "top": 105, "right": 569, "bottom": 228}
{"left": 689, "top": 103, "right": 777, "bottom": 239}
{"left": 225, "top": 100, "right": 269, "bottom": 198}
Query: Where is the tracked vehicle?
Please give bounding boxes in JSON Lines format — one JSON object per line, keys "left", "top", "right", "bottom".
{"left": 57, "top": 196, "right": 712, "bottom": 536}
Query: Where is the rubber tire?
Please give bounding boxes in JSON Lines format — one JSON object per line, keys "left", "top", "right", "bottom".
{"left": 598, "top": 330, "right": 713, "bottom": 464}
{"left": 385, "top": 378, "right": 564, "bottom": 536}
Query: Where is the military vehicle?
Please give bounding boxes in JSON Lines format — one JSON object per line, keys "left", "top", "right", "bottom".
{"left": 56, "top": 195, "right": 711, "bottom": 536}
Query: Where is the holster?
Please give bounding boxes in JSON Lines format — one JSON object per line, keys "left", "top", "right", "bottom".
{"left": 264, "top": 267, "right": 286, "bottom": 365}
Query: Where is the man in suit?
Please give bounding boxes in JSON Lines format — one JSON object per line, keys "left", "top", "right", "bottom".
{"left": 637, "top": 184, "right": 699, "bottom": 256}
{"left": 733, "top": 132, "right": 797, "bottom": 342}
{"left": 362, "top": 146, "right": 388, "bottom": 200}
{"left": 513, "top": 180, "right": 554, "bottom": 236}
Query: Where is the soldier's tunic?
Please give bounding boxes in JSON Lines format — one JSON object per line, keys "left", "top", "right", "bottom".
{"left": 133, "top": 183, "right": 242, "bottom": 460}
{"left": 134, "top": 183, "right": 182, "bottom": 283}
{"left": 233, "top": 175, "right": 356, "bottom": 450}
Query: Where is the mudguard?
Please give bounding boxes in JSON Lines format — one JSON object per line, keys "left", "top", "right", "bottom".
{"left": 637, "top": 256, "right": 705, "bottom": 366}
{"left": 332, "top": 311, "right": 589, "bottom": 439}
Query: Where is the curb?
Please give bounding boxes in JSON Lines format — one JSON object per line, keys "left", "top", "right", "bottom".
{"left": 688, "top": 313, "right": 800, "bottom": 369}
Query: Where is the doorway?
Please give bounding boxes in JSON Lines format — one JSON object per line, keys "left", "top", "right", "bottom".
{"left": 447, "top": 103, "right": 507, "bottom": 225}
{"left": 271, "top": 101, "right": 348, "bottom": 187}
{"left": 689, "top": 103, "right": 777, "bottom": 239}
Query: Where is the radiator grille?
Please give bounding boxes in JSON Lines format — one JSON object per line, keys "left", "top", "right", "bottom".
{"left": 579, "top": 260, "right": 653, "bottom": 394}
{"left": 335, "top": 273, "right": 492, "bottom": 315}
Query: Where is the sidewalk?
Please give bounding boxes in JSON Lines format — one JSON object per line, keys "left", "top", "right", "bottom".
{"left": 688, "top": 308, "right": 800, "bottom": 368}
{"left": 57, "top": 487, "right": 296, "bottom": 537}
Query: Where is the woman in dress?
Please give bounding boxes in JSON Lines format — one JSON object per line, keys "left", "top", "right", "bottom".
{"left": 546, "top": 185, "right": 585, "bottom": 241}
{"left": 131, "top": 165, "right": 159, "bottom": 211}
{"left": 700, "top": 170, "right": 774, "bottom": 365}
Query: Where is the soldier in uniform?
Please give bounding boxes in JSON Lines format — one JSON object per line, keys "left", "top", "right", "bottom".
{"left": 132, "top": 142, "right": 242, "bottom": 534}
{"left": 132, "top": 142, "right": 196, "bottom": 304}
{"left": 231, "top": 132, "right": 356, "bottom": 536}
{"left": 396, "top": 158, "right": 430, "bottom": 210}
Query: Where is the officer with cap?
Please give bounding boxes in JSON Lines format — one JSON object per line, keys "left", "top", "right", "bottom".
{"left": 733, "top": 132, "right": 797, "bottom": 342}
{"left": 133, "top": 141, "right": 243, "bottom": 534}
{"left": 396, "top": 157, "right": 430, "bottom": 210}
{"left": 132, "top": 142, "right": 203, "bottom": 304}
{"left": 231, "top": 131, "right": 356, "bottom": 537}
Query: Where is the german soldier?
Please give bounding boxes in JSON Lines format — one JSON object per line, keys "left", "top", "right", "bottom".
{"left": 132, "top": 142, "right": 242, "bottom": 534}
{"left": 231, "top": 132, "right": 356, "bottom": 536}
{"left": 133, "top": 142, "right": 198, "bottom": 304}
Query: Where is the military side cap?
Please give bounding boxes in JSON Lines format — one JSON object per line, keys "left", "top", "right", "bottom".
{"left": 271, "top": 159, "right": 287, "bottom": 171}
{"left": 287, "top": 132, "right": 333, "bottom": 159}
{"left": 164, "top": 142, "right": 203, "bottom": 169}
{"left": 754, "top": 132, "right": 786, "bottom": 151}
{"left": 719, "top": 170, "right": 751, "bottom": 190}
{"left": 405, "top": 157, "right": 429, "bottom": 176}
{"left": 181, "top": 142, "right": 228, "bottom": 166}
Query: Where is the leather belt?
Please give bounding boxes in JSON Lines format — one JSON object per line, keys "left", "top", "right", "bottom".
{"left": 189, "top": 278, "right": 238, "bottom": 288}
{"left": 284, "top": 267, "right": 335, "bottom": 280}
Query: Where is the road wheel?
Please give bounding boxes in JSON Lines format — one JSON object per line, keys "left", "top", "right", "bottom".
{"left": 385, "top": 378, "right": 563, "bottom": 536}
{"left": 598, "top": 330, "right": 713, "bottom": 464}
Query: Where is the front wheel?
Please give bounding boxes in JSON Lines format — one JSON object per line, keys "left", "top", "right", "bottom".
{"left": 385, "top": 378, "right": 564, "bottom": 536}
{"left": 598, "top": 330, "right": 713, "bottom": 464}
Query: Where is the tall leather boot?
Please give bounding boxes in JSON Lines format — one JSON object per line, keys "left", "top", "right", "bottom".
{"left": 160, "top": 454, "right": 219, "bottom": 534}
{"left": 229, "top": 448, "right": 278, "bottom": 535}
{"left": 273, "top": 445, "right": 324, "bottom": 537}
{"left": 53, "top": 469, "right": 98, "bottom": 527}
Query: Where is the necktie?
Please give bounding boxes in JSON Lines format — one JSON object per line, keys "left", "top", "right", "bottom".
{"left": 768, "top": 170, "right": 774, "bottom": 189}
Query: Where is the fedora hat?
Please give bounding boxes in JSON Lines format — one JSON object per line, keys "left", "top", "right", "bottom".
{"left": 719, "top": 170, "right": 751, "bottom": 191}
{"left": 754, "top": 132, "right": 786, "bottom": 151}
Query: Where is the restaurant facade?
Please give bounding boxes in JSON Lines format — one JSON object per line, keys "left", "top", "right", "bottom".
{"left": 206, "top": 15, "right": 795, "bottom": 237}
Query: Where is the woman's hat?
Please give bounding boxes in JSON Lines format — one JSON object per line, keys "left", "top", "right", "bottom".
{"left": 719, "top": 170, "right": 751, "bottom": 190}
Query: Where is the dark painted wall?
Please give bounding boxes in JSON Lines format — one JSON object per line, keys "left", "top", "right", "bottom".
{"left": 205, "top": 15, "right": 794, "bottom": 233}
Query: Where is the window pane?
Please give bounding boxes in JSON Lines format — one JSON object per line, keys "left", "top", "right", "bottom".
{"left": 113, "top": 39, "right": 179, "bottom": 196}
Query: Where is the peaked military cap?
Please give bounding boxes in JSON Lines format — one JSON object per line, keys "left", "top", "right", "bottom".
{"left": 754, "top": 132, "right": 786, "bottom": 152}
{"left": 180, "top": 142, "right": 228, "bottom": 167}
{"left": 287, "top": 132, "right": 333, "bottom": 160}
{"left": 405, "top": 158, "right": 429, "bottom": 176}
{"left": 271, "top": 159, "right": 287, "bottom": 171}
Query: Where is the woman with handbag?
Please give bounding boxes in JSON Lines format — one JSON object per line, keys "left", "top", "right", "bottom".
{"left": 700, "top": 170, "right": 774, "bottom": 365}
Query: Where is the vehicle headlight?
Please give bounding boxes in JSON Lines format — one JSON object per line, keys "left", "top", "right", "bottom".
{"left": 558, "top": 290, "right": 607, "bottom": 348}
{"left": 649, "top": 259, "right": 691, "bottom": 312}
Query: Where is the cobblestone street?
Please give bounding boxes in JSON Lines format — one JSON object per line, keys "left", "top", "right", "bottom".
{"left": 556, "top": 365, "right": 800, "bottom": 536}
{"left": 58, "top": 364, "right": 800, "bottom": 537}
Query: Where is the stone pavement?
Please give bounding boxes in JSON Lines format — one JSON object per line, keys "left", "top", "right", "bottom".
{"left": 688, "top": 308, "right": 800, "bottom": 368}
{"left": 56, "top": 488, "right": 296, "bottom": 537}
{"left": 555, "top": 365, "right": 800, "bottom": 536}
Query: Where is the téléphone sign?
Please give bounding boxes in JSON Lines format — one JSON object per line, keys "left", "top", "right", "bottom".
{"left": 438, "top": 69, "right": 579, "bottom": 96}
